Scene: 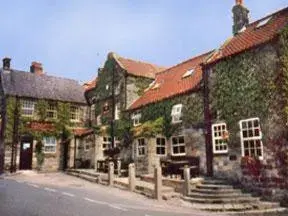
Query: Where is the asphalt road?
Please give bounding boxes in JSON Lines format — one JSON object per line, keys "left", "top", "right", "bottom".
{"left": 0, "top": 174, "right": 212, "bottom": 216}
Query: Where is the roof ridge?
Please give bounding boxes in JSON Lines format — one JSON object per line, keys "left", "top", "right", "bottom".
{"left": 116, "top": 54, "right": 166, "bottom": 69}
{"left": 248, "top": 6, "right": 288, "bottom": 27}
{"left": 156, "top": 50, "right": 214, "bottom": 76}
{"left": 11, "top": 69, "right": 80, "bottom": 83}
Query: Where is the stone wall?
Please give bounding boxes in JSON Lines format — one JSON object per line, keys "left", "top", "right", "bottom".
{"left": 75, "top": 134, "right": 95, "bottom": 168}
{"left": 133, "top": 127, "right": 206, "bottom": 176}
{"left": 208, "top": 42, "right": 288, "bottom": 204}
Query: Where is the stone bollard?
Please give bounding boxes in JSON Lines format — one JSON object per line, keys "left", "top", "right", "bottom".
{"left": 108, "top": 162, "right": 114, "bottom": 186}
{"left": 154, "top": 166, "right": 162, "bottom": 201}
{"left": 117, "top": 158, "right": 121, "bottom": 177}
{"left": 183, "top": 165, "right": 191, "bottom": 196}
{"left": 128, "top": 163, "right": 136, "bottom": 191}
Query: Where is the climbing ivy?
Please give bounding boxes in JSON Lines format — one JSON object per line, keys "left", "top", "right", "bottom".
{"left": 280, "top": 25, "right": 288, "bottom": 124}
{"left": 134, "top": 77, "right": 153, "bottom": 96}
{"left": 133, "top": 93, "right": 203, "bottom": 139}
{"left": 211, "top": 45, "right": 279, "bottom": 145}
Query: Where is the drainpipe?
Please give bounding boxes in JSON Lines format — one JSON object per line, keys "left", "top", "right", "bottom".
{"left": 203, "top": 65, "right": 213, "bottom": 177}
{"left": 73, "top": 136, "right": 77, "bottom": 168}
{"left": 0, "top": 94, "right": 7, "bottom": 175}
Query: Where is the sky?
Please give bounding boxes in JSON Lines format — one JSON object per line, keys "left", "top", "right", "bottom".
{"left": 0, "top": 0, "right": 287, "bottom": 83}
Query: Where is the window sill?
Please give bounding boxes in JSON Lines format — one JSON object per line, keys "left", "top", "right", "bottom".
{"left": 171, "top": 153, "right": 186, "bottom": 156}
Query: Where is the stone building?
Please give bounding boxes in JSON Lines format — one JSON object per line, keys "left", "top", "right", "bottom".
{"left": 0, "top": 58, "right": 89, "bottom": 172}
{"left": 203, "top": 2, "right": 288, "bottom": 202}
{"left": 85, "top": 52, "right": 166, "bottom": 169}
{"left": 128, "top": 51, "right": 213, "bottom": 175}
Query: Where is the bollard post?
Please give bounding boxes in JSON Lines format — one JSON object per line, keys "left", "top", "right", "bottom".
{"left": 183, "top": 165, "right": 191, "bottom": 196}
{"left": 154, "top": 166, "right": 162, "bottom": 200}
{"left": 128, "top": 163, "right": 136, "bottom": 191}
{"left": 108, "top": 162, "right": 114, "bottom": 186}
{"left": 117, "top": 158, "right": 121, "bottom": 177}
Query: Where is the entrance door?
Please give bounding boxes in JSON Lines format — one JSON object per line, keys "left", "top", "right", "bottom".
{"left": 19, "top": 140, "right": 33, "bottom": 170}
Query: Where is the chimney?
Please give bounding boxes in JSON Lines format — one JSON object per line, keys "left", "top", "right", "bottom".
{"left": 232, "top": 0, "right": 249, "bottom": 35}
{"left": 30, "top": 61, "right": 44, "bottom": 75}
{"left": 2, "top": 57, "right": 11, "bottom": 70}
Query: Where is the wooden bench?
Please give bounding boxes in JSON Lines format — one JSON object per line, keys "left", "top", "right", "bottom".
{"left": 160, "top": 155, "right": 200, "bottom": 179}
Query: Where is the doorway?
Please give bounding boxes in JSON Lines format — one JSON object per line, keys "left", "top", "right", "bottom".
{"left": 19, "top": 138, "right": 33, "bottom": 170}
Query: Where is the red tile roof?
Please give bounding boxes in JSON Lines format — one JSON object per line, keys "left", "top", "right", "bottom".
{"left": 206, "top": 7, "right": 288, "bottom": 65}
{"left": 113, "top": 54, "right": 167, "bottom": 79}
{"left": 129, "top": 51, "right": 213, "bottom": 110}
{"left": 27, "top": 122, "right": 55, "bottom": 132}
{"left": 83, "top": 77, "right": 97, "bottom": 92}
{"left": 73, "top": 128, "right": 93, "bottom": 137}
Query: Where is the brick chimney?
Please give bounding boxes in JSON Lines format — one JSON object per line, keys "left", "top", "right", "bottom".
{"left": 232, "top": 0, "right": 249, "bottom": 35}
{"left": 2, "top": 57, "right": 11, "bottom": 70}
{"left": 30, "top": 61, "right": 44, "bottom": 75}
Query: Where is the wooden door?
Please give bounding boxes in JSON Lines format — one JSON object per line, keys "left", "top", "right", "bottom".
{"left": 19, "top": 140, "right": 33, "bottom": 170}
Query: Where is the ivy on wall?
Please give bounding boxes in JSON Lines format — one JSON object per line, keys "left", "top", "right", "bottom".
{"left": 211, "top": 45, "right": 279, "bottom": 145}
{"left": 134, "top": 92, "right": 203, "bottom": 139}
{"left": 134, "top": 78, "right": 153, "bottom": 96}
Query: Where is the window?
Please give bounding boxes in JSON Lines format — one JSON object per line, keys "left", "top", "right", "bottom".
{"left": 102, "top": 137, "right": 119, "bottom": 151}
{"left": 84, "top": 142, "right": 90, "bottom": 151}
{"left": 90, "top": 104, "right": 96, "bottom": 121}
{"left": 115, "top": 104, "right": 120, "bottom": 120}
{"left": 47, "top": 102, "right": 57, "bottom": 119}
{"left": 70, "top": 105, "right": 81, "bottom": 122}
{"left": 103, "top": 102, "right": 109, "bottom": 113}
{"left": 43, "top": 137, "right": 57, "bottom": 153}
{"left": 171, "top": 104, "right": 183, "bottom": 123}
{"left": 182, "top": 68, "right": 194, "bottom": 78}
{"left": 256, "top": 16, "right": 272, "bottom": 28}
{"left": 171, "top": 136, "right": 185, "bottom": 155}
{"left": 102, "top": 137, "right": 112, "bottom": 150}
{"left": 132, "top": 111, "right": 141, "bottom": 126}
{"left": 137, "top": 138, "right": 146, "bottom": 156}
{"left": 21, "top": 100, "right": 35, "bottom": 117}
{"left": 212, "top": 123, "right": 228, "bottom": 154}
{"left": 156, "top": 137, "right": 166, "bottom": 155}
{"left": 240, "top": 118, "right": 263, "bottom": 159}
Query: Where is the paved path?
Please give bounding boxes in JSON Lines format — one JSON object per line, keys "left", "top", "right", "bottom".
{"left": 0, "top": 171, "right": 218, "bottom": 216}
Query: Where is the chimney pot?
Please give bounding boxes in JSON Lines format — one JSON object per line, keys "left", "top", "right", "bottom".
{"left": 2, "top": 57, "right": 11, "bottom": 70}
{"left": 30, "top": 61, "right": 44, "bottom": 75}
{"left": 236, "top": 0, "right": 243, "bottom": 5}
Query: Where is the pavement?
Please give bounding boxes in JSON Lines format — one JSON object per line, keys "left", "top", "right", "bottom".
{"left": 1, "top": 171, "right": 287, "bottom": 216}
{"left": 0, "top": 171, "right": 220, "bottom": 216}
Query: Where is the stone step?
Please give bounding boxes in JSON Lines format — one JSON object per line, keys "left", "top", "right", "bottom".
{"left": 182, "top": 195, "right": 259, "bottom": 204}
{"left": 188, "top": 202, "right": 257, "bottom": 212}
{"left": 196, "top": 184, "right": 234, "bottom": 190}
{"left": 192, "top": 187, "right": 241, "bottom": 194}
{"left": 188, "top": 191, "right": 251, "bottom": 199}
{"left": 202, "top": 179, "right": 229, "bottom": 185}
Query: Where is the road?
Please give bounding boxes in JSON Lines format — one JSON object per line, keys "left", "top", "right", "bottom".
{"left": 0, "top": 172, "right": 218, "bottom": 216}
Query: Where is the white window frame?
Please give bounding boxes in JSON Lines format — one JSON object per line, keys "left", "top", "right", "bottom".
{"left": 156, "top": 137, "right": 166, "bottom": 156}
{"left": 47, "top": 102, "right": 57, "bottom": 119}
{"left": 90, "top": 104, "right": 96, "bottom": 121}
{"left": 239, "top": 117, "right": 263, "bottom": 160}
{"left": 43, "top": 137, "right": 57, "bottom": 153}
{"left": 171, "top": 135, "right": 186, "bottom": 156}
{"left": 102, "top": 137, "right": 119, "bottom": 151}
{"left": 171, "top": 104, "right": 183, "bottom": 124}
{"left": 102, "top": 137, "right": 112, "bottom": 151}
{"left": 70, "top": 105, "right": 82, "bottom": 122}
{"left": 132, "top": 111, "right": 141, "bottom": 126}
{"left": 212, "top": 123, "right": 228, "bottom": 154}
{"left": 21, "top": 99, "right": 35, "bottom": 117}
{"left": 137, "top": 138, "right": 146, "bottom": 157}
{"left": 115, "top": 104, "right": 120, "bottom": 120}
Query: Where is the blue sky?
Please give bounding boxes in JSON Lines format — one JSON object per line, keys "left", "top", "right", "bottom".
{"left": 0, "top": 0, "right": 287, "bottom": 83}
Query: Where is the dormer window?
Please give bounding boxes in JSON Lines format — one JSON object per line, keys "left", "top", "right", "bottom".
{"left": 256, "top": 16, "right": 272, "bottom": 29}
{"left": 171, "top": 104, "right": 183, "bottom": 123}
{"left": 132, "top": 111, "right": 141, "bottom": 126}
{"left": 182, "top": 69, "right": 194, "bottom": 78}
{"left": 151, "top": 82, "right": 161, "bottom": 90}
